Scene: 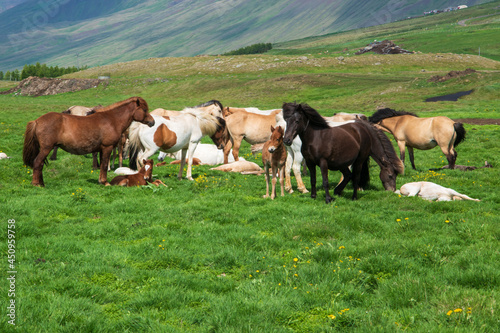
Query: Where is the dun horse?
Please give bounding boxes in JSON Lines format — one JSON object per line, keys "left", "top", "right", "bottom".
{"left": 262, "top": 126, "right": 287, "bottom": 200}
{"left": 282, "top": 102, "right": 404, "bottom": 203}
{"left": 23, "top": 97, "right": 154, "bottom": 186}
{"left": 369, "top": 108, "right": 466, "bottom": 170}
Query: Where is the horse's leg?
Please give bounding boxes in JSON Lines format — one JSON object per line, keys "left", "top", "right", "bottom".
{"left": 441, "top": 146, "right": 457, "bottom": 169}
{"left": 284, "top": 150, "right": 294, "bottom": 193}
{"left": 319, "top": 160, "right": 333, "bottom": 204}
{"left": 223, "top": 139, "right": 233, "bottom": 164}
{"left": 279, "top": 165, "right": 285, "bottom": 197}
{"left": 292, "top": 151, "right": 308, "bottom": 194}
{"left": 231, "top": 137, "right": 242, "bottom": 162}
{"left": 92, "top": 152, "right": 100, "bottom": 169}
{"left": 263, "top": 164, "right": 270, "bottom": 198}
{"left": 49, "top": 147, "right": 58, "bottom": 160}
{"left": 307, "top": 161, "right": 317, "bottom": 200}
{"left": 334, "top": 167, "right": 352, "bottom": 197}
{"left": 349, "top": 162, "right": 364, "bottom": 200}
{"left": 32, "top": 147, "right": 52, "bottom": 187}
{"left": 408, "top": 147, "right": 416, "bottom": 170}
{"left": 98, "top": 146, "right": 113, "bottom": 185}
{"left": 271, "top": 164, "right": 278, "bottom": 200}
{"left": 397, "top": 140, "right": 406, "bottom": 167}
{"left": 185, "top": 143, "right": 198, "bottom": 181}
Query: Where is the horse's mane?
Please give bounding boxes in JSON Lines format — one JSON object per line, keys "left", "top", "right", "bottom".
{"left": 369, "top": 108, "right": 418, "bottom": 123}
{"left": 283, "top": 102, "right": 330, "bottom": 129}
{"left": 96, "top": 97, "right": 148, "bottom": 113}
{"left": 195, "top": 99, "right": 223, "bottom": 110}
{"left": 182, "top": 108, "right": 220, "bottom": 135}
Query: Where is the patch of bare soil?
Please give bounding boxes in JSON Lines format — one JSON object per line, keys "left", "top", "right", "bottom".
{"left": 0, "top": 76, "right": 108, "bottom": 96}
{"left": 454, "top": 118, "right": 499, "bottom": 125}
{"left": 355, "top": 40, "right": 414, "bottom": 55}
{"left": 428, "top": 68, "right": 477, "bottom": 82}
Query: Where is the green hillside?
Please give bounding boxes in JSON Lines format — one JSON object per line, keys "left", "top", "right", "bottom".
{"left": 0, "top": 0, "right": 493, "bottom": 71}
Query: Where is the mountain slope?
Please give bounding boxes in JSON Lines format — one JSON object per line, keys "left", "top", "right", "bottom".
{"left": 0, "top": 0, "right": 491, "bottom": 70}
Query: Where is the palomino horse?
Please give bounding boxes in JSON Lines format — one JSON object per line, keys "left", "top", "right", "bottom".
{"left": 282, "top": 102, "right": 404, "bottom": 203}
{"left": 128, "top": 109, "right": 225, "bottom": 180}
{"left": 151, "top": 100, "right": 224, "bottom": 118}
{"left": 369, "top": 108, "right": 466, "bottom": 170}
{"left": 109, "top": 159, "right": 165, "bottom": 187}
{"left": 324, "top": 112, "right": 367, "bottom": 122}
{"left": 23, "top": 97, "right": 154, "bottom": 186}
{"left": 222, "top": 107, "right": 309, "bottom": 194}
{"left": 262, "top": 126, "right": 287, "bottom": 200}
{"left": 50, "top": 104, "right": 126, "bottom": 170}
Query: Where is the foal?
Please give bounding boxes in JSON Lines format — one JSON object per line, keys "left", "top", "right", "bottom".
{"left": 109, "top": 159, "right": 165, "bottom": 187}
{"left": 262, "top": 126, "right": 287, "bottom": 199}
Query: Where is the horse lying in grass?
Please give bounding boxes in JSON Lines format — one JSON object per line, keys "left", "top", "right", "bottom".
{"left": 109, "top": 159, "right": 165, "bottom": 187}
{"left": 157, "top": 143, "right": 243, "bottom": 165}
{"left": 282, "top": 102, "right": 404, "bottom": 203}
{"left": 23, "top": 97, "right": 154, "bottom": 186}
{"left": 396, "top": 181, "right": 480, "bottom": 201}
{"left": 262, "top": 126, "right": 287, "bottom": 200}
{"left": 369, "top": 108, "right": 466, "bottom": 170}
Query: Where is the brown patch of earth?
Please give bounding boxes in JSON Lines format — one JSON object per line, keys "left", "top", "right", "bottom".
{"left": 454, "top": 118, "right": 499, "bottom": 125}
{"left": 0, "top": 76, "right": 108, "bottom": 96}
{"left": 428, "top": 68, "right": 477, "bottom": 82}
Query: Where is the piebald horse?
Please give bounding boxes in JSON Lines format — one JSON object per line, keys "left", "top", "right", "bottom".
{"left": 128, "top": 109, "right": 225, "bottom": 180}
{"left": 23, "top": 97, "right": 154, "bottom": 186}
{"left": 369, "top": 108, "right": 466, "bottom": 170}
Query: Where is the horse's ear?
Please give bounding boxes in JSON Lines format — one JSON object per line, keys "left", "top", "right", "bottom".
{"left": 143, "top": 159, "right": 147, "bottom": 164}
{"left": 271, "top": 125, "right": 275, "bottom": 132}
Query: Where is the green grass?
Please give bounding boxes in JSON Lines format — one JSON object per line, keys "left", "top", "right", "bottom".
{"left": 0, "top": 45, "right": 499, "bottom": 333}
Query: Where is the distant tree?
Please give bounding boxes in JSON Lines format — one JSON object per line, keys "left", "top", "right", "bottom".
{"left": 12, "top": 69, "right": 20, "bottom": 81}
{"left": 0, "top": 71, "right": 3, "bottom": 80}
{"left": 5, "top": 71, "right": 11, "bottom": 81}
{"left": 223, "top": 43, "right": 273, "bottom": 56}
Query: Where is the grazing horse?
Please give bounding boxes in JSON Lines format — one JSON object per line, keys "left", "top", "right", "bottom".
{"left": 109, "top": 159, "right": 165, "bottom": 187}
{"left": 222, "top": 107, "right": 309, "bottom": 194}
{"left": 369, "top": 108, "right": 466, "bottom": 170}
{"left": 151, "top": 100, "right": 224, "bottom": 118}
{"left": 23, "top": 97, "right": 154, "bottom": 186}
{"left": 128, "top": 109, "right": 225, "bottom": 180}
{"left": 262, "top": 126, "right": 287, "bottom": 200}
{"left": 282, "top": 102, "right": 404, "bottom": 203}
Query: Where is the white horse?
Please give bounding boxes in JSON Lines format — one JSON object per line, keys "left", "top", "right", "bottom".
{"left": 396, "top": 181, "right": 480, "bottom": 201}
{"left": 128, "top": 109, "right": 224, "bottom": 180}
{"left": 157, "top": 143, "right": 243, "bottom": 165}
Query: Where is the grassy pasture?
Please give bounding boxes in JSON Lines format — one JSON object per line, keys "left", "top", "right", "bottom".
{"left": 1, "top": 41, "right": 499, "bottom": 333}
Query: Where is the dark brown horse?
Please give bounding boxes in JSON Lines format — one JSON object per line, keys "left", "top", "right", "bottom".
{"left": 23, "top": 97, "right": 154, "bottom": 186}
{"left": 282, "top": 102, "right": 404, "bottom": 203}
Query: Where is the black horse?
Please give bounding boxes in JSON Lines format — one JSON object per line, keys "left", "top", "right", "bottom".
{"left": 282, "top": 102, "right": 404, "bottom": 203}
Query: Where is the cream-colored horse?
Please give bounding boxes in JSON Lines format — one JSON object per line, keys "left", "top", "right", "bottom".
{"left": 151, "top": 100, "right": 223, "bottom": 118}
{"left": 369, "top": 108, "right": 466, "bottom": 170}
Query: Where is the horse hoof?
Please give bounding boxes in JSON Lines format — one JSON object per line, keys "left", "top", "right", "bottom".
{"left": 299, "top": 187, "right": 309, "bottom": 194}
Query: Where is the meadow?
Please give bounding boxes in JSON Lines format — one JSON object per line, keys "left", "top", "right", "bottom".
{"left": 1, "top": 9, "right": 500, "bottom": 332}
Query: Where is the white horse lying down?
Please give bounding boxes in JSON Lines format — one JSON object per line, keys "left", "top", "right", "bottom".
{"left": 157, "top": 144, "right": 244, "bottom": 165}
{"left": 210, "top": 160, "right": 264, "bottom": 174}
{"left": 396, "top": 181, "right": 480, "bottom": 201}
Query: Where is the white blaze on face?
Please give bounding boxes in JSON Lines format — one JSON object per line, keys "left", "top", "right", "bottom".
{"left": 144, "top": 164, "right": 151, "bottom": 179}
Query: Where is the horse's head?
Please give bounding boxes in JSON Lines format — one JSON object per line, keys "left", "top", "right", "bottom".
{"left": 133, "top": 97, "right": 155, "bottom": 127}
{"left": 140, "top": 159, "right": 154, "bottom": 181}
{"left": 268, "top": 125, "right": 284, "bottom": 153}
{"left": 210, "top": 117, "right": 228, "bottom": 149}
{"left": 282, "top": 102, "right": 306, "bottom": 146}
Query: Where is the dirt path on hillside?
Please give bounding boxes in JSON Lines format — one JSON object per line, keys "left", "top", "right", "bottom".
{"left": 458, "top": 6, "right": 500, "bottom": 26}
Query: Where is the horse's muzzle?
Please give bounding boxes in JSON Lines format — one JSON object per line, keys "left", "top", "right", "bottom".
{"left": 146, "top": 120, "right": 155, "bottom": 127}
{"left": 283, "top": 138, "right": 292, "bottom": 146}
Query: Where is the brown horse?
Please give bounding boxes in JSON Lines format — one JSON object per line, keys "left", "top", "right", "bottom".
{"left": 282, "top": 102, "right": 404, "bottom": 203}
{"left": 23, "top": 97, "right": 154, "bottom": 186}
{"left": 369, "top": 108, "right": 466, "bottom": 170}
{"left": 262, "top": 126, "right": 287, "bottom": 200}
{"left": 109, "top": 159, "right": 165, "bottom": 187}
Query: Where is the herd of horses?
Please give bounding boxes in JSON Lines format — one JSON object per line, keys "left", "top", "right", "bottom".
{"left": 22, "top": 96, "right": 468, "bottom": 203}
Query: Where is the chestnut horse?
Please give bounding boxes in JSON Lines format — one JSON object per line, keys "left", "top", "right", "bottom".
{"left": 23, "top": 97, "right": 154, "bottom": 186}
{"left": 369, "top": 108, "right": 466, "bottom": 170}
{"left": 282, "top": 102, "right": 404, "bottom": 203}
{"left": 109, "top": 159, "right": 165, "bottom": 187}
{"left": 262, "top": 126, "right": 287, "bottom": 200}
{"left": 128, "top": 109, "right": 225, "bottom": 180}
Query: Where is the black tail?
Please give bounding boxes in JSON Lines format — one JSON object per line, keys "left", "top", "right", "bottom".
{"left": 454, "top": 122, "right": 466, "bottom": 147}
{"left": 359, "top": 158, "right": 370, "bottom": 190}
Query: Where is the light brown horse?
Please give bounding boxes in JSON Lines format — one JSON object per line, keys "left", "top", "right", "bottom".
{"left": 151, "top": 100, "right": 224, "bottom": 118}
{"left": 262, "top": 126, "right": 287, "bottom": 200}
{"left": 369, "top": 108, "right": 466, "bottom": 170}
{"left": 109, "top": 159, "right": 165, "bottom": 187}
{"left": 23, "top": 97, "right": 154, "bottom": 186}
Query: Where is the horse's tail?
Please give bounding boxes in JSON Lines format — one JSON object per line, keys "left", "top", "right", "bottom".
{"left": 23, "top": 121, "right": 44, "bottom": 168}
{"left": 453, "top": 122, "right": 466, "bottom": 147}
{"left": 127, "top": 121, "right": 145, "bottom": 170}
